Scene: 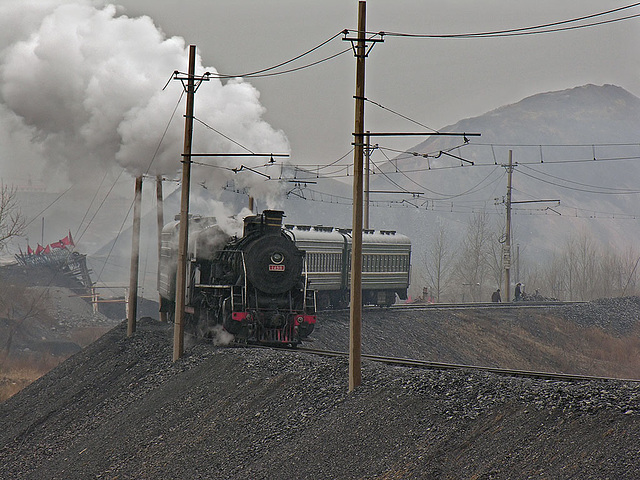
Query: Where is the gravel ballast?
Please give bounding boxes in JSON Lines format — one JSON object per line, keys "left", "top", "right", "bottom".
{"left": 2, "top": 300, "right": 640, "bottom": 479}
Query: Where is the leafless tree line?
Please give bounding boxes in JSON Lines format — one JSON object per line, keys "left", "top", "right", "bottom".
{"left": 419, "top": 212, "right": 640, "bottom": 303}
{"left": 0, "top": 185, "right": 30, "bottom": 361}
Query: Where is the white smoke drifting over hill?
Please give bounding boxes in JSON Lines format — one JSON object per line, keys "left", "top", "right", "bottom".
{"left": 0, "top": 0, "right": 288, "bottom": 199}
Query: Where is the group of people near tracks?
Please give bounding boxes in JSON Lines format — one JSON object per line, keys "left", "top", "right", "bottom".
{"left": 491, "top": 283, "right": 550, "bottom": 302}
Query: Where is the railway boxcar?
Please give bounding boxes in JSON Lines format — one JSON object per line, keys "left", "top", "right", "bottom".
{"left": 285, "top": 225, "right": 411, "bottom": 308}
{"left": 158, "top": 210, "right": 316, "bottom": 346}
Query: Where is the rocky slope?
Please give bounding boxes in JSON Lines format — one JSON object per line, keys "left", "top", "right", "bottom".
{"left": 1, "top": 299, "right": 640, "bottom": 479}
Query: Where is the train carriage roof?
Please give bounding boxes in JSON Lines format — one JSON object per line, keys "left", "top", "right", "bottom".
{"left": 285, "top": 225, "right": 411, "bottom": 246}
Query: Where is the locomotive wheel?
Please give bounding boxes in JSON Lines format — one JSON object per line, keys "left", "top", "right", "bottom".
{"left": 298, "top": 322, "right": 314, "bottom": 338}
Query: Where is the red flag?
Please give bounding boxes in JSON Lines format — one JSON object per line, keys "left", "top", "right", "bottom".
{"left": 35, "top": 244, "right": 44, "bottom": 255}
{"left": 61, "top": 231, "right": 75, "bottom": 247}
{"left": 50, "top": 241, "right": 64, "bottom": 249}
{"left": 27, "top": 245, "right": 34, "bottom": 255}
{"left": 43, "top": 245, "right": 50, "bottom": 254}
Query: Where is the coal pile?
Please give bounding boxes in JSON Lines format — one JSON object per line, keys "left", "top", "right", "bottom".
{"left": 557, "top": 296, "right": 640, "bottom": 335}
{"left": 2, "top": 304, "right": 640, "bottom": 480}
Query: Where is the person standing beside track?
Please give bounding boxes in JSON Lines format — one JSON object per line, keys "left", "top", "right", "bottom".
{"left": 514, "top": 283, "right": 522, "bottom": 301}
{"left": 491, "top": 289, "right": 501, "bottom": 302}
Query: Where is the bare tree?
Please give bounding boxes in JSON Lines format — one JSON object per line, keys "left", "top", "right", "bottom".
{"left": 453, "top": 211, "right": 494, "bottom": 302}
{"left": 422, "top": 223, "right": 455, "bottom": 303}
{"left": 619, "top": 248, "right": 640, "bottom": 297}
{"left": 571, "top": 231, "right": 599, "bottom": 300}
{"left": 0, "top": 184, "right": 25, "bottom": 251}
{"left": 540, "top": 252, "right": 568, "bottom": 300}
{"left": 0, "top": 286, "right": 47, "bottom": 363}
{"left": 0, "top": 185, "right": 29, "bottom": 361}
{"left": 486, "top": 229, "right": 506, "bottom": 293}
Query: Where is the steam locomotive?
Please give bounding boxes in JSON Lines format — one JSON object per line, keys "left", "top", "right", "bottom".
{"left": 158, "top": 210, "right": 316, "bottom": 346}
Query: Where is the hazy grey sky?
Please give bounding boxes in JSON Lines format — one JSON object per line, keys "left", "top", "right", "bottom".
{"left": 115, "top": 0, "right": 640, "bottom": 165}
{"left": 0, "top": 0, "right": 638, "bottom": 188}
{"left": 0, "top": 0, "right": 637, "bottom": 269}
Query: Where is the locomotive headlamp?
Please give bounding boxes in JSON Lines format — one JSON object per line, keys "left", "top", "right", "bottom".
{"left": 270, "top": 252, "right": 284, "bottom": 264}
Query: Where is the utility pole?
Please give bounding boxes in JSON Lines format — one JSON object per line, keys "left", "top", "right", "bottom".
{"left": 156, "top": 175, "right": 167, "bottom": 323}
{"left": 343, "top": 4, "right": 470, "bottom": 389}
{"left": 364, "top": 131, "right": 370, "bottom": 230}
{"left": 348, "top": 0, "right": 367, "bottom": 391}
{"left": 127, "top": 175, "right": 143, "bottom": 336}
{"left": 173, "top": 44, "right": 197, "bottom": 361}
{"left": 503, "top": 150, "right": 513, "bottom": 302}
{"left": 501, "top": 150, "right": 559, "bottom": 301}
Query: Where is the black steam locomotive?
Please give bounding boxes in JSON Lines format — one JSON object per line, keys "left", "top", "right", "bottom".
{"left": 158, "top": 210, "right": 316, "bottom": 346}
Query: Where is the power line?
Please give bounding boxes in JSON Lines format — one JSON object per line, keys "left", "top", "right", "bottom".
{"left": 363, "top": 97, "right": 440, "bottom": 133}
{"left": 193, "top": 116, "right": 255, "bottom": 153}
{"left": 517, "top": 166, "right": 640, "bottom": 195}
{"left": 201, "top": 32, "right": 349, "bottom": 79}
{"left": 519, "top": 163, "right": 640, "bottom": 192}
{"left": 365, "top": 3, "right": 640, "bottom": 39}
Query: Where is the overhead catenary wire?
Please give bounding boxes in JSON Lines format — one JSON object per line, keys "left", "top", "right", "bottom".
{"left": 356, "top": 2, "right": 640, "bottom": 39}
{"left": 205, "top": 31, "right": 346, "bottom": 79}
{"left": 516, "top": 166, "right": 640, "bottom": 195}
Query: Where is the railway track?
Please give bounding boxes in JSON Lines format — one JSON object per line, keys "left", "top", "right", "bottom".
{"left": 293, "top": 346, "right": 640, "bottom": 384}
{"left": 318, "top": 300, "right": 586, "bottom": 314}
{"left": 386, "top": 300, "right": 586, "bottom": 311}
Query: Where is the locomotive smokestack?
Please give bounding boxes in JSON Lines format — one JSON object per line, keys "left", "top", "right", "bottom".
{"left": 264, "top": 210, "right": 284, "bottom": 229}
{"left": 243, "top": 210, "right": 284, "bottom": 236}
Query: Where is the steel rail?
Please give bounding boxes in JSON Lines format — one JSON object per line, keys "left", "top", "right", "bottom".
{"left": 294, "top": 346, "right": 640, "bottom": 384}
{"left": 318, "top": 301, "right": 587, "bottom": 314}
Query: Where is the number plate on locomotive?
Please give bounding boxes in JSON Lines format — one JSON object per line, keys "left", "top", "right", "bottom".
{"left": 269, "top": 264, "right": 285, "bottom": 271}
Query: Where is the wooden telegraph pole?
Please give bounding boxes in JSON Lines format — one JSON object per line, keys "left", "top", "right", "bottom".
{"left": 156, "top": 175, "right": 167, "bottom": 323}
{"left": 173, "top": 45, "right": 197, "bottom": 361}
{"left": 343, "top": 1, "right": 384, "bottom": 391}
{"left": 364, "top": 131, "right": 370, "bottom": 230}
{"left": 349, "top": 1, "right": 367, "bottom": 391}
{"left": 127, "top": 175, "right": 143, "bottom": 337}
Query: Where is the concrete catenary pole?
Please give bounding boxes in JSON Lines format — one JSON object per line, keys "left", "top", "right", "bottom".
{"left": 173, "top": 44, "right": 197, "bottom": 361}
{"left": 156, "top": 175, "right": 167, "bottom": 323}
{"left": 349, "top": 0, "right": 367, "bottom": 391}
{"left": 504, "top": 150, "right": 513, "bottom": 302}
{"left": 127, "top": 175, "right": 143, "bottom": 337}
{"left": 364, "top": 131, "right": 370, "bottom": 231}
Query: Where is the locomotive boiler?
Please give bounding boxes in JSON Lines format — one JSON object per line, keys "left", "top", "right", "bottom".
{"left": 158, "top": 210, "right": 316, "bottom": 346}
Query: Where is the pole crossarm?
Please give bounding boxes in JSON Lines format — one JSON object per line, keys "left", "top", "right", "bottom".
{"left": 231, "top": 165, "right": 271, "bottom": 179}
{"left": 356, "top": 132, "right": 481, "bottom": 137}
{"left": 512, "top": 199, "right": 560, "bottom": 204}
{"left": 438, "top": 150, "right": 474, "bottom": 165}
{"left": 183, "top": 153, "right": 289, "bottom": 157}
{"left": 171, "top": 70, "right": 211, "bottom": 93}
{"left": 342, "top": 30, "right": 384, "bottom": 57}
{"left": 368, "top": 190, "right": 424, "bottom": 195}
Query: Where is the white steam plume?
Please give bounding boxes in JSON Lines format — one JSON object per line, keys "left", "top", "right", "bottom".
{"left": 0, "top": 0, "right": 289, "bottom": 202}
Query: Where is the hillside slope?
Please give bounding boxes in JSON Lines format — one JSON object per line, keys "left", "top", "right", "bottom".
{"left": 1, "top": 299, "right": 640, "bottom": 479}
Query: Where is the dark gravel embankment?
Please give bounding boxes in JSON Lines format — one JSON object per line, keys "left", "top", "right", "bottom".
{"left": 1, "top": 300, "right": 640, "bottom": 479}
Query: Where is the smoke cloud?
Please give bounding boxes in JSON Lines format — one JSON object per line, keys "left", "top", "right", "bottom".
{"left": 0, "top": 0, "right": 289, "bottom": 201}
